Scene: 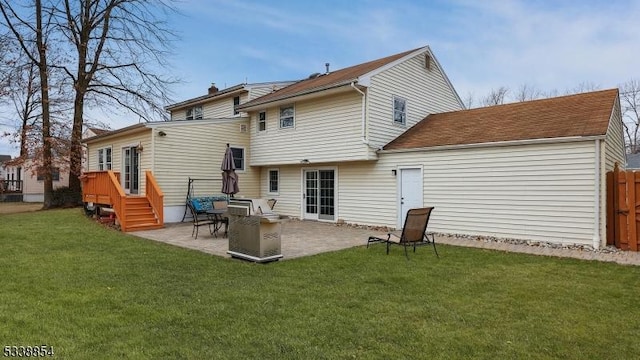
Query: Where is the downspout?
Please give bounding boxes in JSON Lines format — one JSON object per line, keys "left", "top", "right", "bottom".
{"left": 350, "top": 82, "right": 368, "bottom": 144}
{"left": 593, "top": 139, "right": 601, "bottom": 250}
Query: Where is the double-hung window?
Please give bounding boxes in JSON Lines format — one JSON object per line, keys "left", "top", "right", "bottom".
{"left": 393, "top": 96, "right": 407, "bottom": 125}
{"left": 258, "top": 111, "right": 266, "bottom": 132}
{"left": 268, "top": 169, "right": 279, "bottom": 194}
{"left": 98, "top": 147, "right": 112, "bottom": 170}
{"left": 280, "top": 105, "right": 294, "bottom": 128}
{"left": 186, "top": 105, "right": 203, "bottom": 120}
{"left": 230, "top": 147, "right": 245, "bottom": 171}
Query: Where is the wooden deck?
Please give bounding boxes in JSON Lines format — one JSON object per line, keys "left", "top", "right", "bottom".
{"left": 81, "top": 170, "right": 164, "bottom": 232}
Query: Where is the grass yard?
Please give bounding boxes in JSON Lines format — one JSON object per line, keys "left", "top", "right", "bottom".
{"left": 1, "top": 209, "right": 639, "bottom": 359}
{"left": 0, "top": 202, "right": 42, "bottom": 214}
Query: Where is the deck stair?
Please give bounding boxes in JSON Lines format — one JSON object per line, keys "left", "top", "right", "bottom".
{"left": 123, "top": 196, "right": 163, "bottom": 231}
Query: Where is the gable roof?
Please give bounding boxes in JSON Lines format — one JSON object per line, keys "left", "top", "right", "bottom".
{"left": 0, "top": 155, "right": 11, "bottom": 164}
{"left": 238, "top": 47, "right": 424, "bottom": 110}
{"left": 384, "top": 88, "right": 619, "bottom": 150}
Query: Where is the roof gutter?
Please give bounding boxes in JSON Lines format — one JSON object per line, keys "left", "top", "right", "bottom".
{"left": 350, "top": 81, "right": 368, "bottom": 144}
{"left": 379, "top": 135, "right": 607, "bottom": 154}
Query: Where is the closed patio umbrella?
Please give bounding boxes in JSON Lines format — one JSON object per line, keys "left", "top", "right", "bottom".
{"left": 221, "top": 144, "right": 239, "bottom": 196}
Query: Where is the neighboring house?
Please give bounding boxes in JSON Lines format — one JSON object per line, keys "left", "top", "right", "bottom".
{"left": 0, "top": 154, "right": 11, "bottom": 182}
{"left": 625, "top": 152, "right": 640, "bottom": 169}
{"left": 82, "top": 46, "right": 626, "bottom": 249}
{"left": 1, "top": 157, "right": 70, "bottom": 202}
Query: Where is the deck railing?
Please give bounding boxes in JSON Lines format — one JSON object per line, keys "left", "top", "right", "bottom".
{"left": 81, "top": 170, "right": 127, "bottom": 230}
{"left": 145, "top": 171, "right": 164, "bottom": 225}
{"left": 1, "top": 180, "right": 23, "bottom": 193}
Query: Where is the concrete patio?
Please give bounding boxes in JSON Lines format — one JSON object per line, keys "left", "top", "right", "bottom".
{"left": 131, "top": 219, "right": 389, "bottom": 260}
{"left": 130, "top": 218, "right": 640, "bottom": 265}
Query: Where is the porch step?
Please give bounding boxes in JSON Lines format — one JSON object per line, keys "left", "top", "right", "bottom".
{"left": 121, "top": 196, "right": 161, "bottom": 232}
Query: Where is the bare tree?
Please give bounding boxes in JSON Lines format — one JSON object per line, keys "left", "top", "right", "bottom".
{"left": 621, "top": 79, "right": 640, "bottom": 154}
{"left": 0, "top": 0, "right": 56, "bottom": 208}
{"left": 482, "top": 86, "right": 509, "bottom": 106}
{"left": 462, "top": 91, "right": 475, "bottom": 109}
{"left": 566, "top": 81, "right": 601, "bottom": 95}
{"left": 56, "top": 0, "right": 179, "bottom": 198}
{"left": 512, "top": 83, "right": 542, "bottom": 102}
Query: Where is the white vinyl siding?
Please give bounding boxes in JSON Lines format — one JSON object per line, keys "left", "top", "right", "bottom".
{"left": 337, "top": 141, "right": 598, "bottom": 246}
{"left": 604, "top": 99, "right": 625, "bottom": 171}
{"left": 86, "top": 130, "right": 152, "bottom": 195}
{"left": 170, "top": 93, "right": 250, "bottom": 120}
{"left": 367, "top": 52, "right": 463, "bottom": 149}
{"left": 250, "top": 91, "right": 369, "bottom": 166}
{"left": 259, "top": 165, "right": 302, "bottom": 216}
{"left": 152, "top": 120, "right": 259, "bottom": 207}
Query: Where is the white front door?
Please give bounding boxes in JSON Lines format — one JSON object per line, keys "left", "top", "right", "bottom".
{"left": 399, "top": 168, "right": 423, "bottom": 227}
{"left": 122, "top": 146, "right": 140, "bottom": 195}
{"left": 303, "top": 169, "right": 335, "bottom": 221}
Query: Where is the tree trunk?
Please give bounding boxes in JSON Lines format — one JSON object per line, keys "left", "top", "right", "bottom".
{"left": 35, "top": 0, "right": 53, "bottom": 209}
{"left": 67, "top": 90, "right": 84, "bottom": 203}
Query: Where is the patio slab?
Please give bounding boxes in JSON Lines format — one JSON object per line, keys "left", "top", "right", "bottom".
{"left": 131, "top": 219, "right": 389, "bottom": 260}
{"left": 131, "top": 220, "right": 640, "bottom": 265}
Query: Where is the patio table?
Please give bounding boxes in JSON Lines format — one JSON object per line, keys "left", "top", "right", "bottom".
{"left": 206, "top": 209, "right": 228, "bottom": 237}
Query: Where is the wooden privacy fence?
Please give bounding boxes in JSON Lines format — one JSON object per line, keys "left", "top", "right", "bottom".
{"left": 607, "top": 164, "right": 640, "bottom": 251}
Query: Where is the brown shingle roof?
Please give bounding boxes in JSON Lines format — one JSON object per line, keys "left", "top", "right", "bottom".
{"left": 88, "top": 127, "right": 110, "bottom": 135}
{"left": 384, "top": 88, "right": 619, "bottom": 150}
{"left": 238, "top": 47, "right": 423, "bottom": 109}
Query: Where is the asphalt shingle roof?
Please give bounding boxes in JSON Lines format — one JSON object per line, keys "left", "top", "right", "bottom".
{"left": 238, "top": 47, "right": 422, "bottom": 109}
{"left": 384, "top": 88, "right": 619, "bottom": 150}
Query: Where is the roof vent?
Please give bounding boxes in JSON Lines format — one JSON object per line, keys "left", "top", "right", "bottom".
{"left": 308, "top": 72, "right": 322, "bottom": 79}
{"left": 325, "top": 62, "right": 330, "bottom": 74}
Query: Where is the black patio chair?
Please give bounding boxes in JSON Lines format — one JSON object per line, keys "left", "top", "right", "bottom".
{"left": 367, "top": 207, "right": 439, "bottom": 259}
{"left": 187, "top": 200, "right": 215, "bottom": 239}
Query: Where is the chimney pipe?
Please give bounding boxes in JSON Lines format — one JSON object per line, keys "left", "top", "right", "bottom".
{"left": 208, "top": 83, "right": 219, "bottom": 94}
{"left": 325, "top": 63, "right": 330, "bottom": 74}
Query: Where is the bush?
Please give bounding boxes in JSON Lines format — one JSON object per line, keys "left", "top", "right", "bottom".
{"left": 51, "top": 187, "right": 82, "bottom": 208}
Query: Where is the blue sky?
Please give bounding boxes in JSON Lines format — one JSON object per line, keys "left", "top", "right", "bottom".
{"left": 1, "top": 0, "right": 638, "bottom": 156}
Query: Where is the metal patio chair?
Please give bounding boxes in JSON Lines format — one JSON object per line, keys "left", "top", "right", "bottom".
{"left": 367, "top": 207, "right": 439, "bottom": 259}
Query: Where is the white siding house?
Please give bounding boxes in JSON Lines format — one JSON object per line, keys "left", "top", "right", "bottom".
{"left": 85, "top": 46, "right": 626, "bottom": 249}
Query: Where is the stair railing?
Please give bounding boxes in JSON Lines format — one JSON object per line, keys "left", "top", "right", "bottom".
{"left": 145, "top": 171, "right": 164, "bottom": 226}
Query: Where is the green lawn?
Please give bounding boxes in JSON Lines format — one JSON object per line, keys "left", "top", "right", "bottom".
{"left": 1, "top": 209, "right": 639, "bottom": 359}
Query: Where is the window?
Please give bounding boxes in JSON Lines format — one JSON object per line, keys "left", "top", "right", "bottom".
{"left": 233, "top": 96, "right": 240, "bottom": 115}
{"left": 231, "top": 147, "right": 244, "bottom": 171}
{"left": 268, "top": 169, "right": 279, "bottom": 193}
{"left": 280, "top": 105, "right": 294, "bottom": 128}
{"left": 393, "top": 96, "right": 407, "bottom": 125}
{"left": 37, "top": 167, "right": 60, "bottom": 181}
{"left": 97, "top": 148, "right": 112, "bottom": 170}
{"left": 186, "top": 105, "right": 203, "bottom": 120}
{"left": 258, "top": 111, "right": 266, "bottom": 132}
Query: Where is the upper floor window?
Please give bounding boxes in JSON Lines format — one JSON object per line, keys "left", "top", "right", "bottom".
{"left": 268, "top": 169, "right": 279, "bottom": 194}
{"left": 258, "top": 111, "right": 266, "bottom": 132}
{"left": 393, "top": 96, "right": 407, "bottom": 125}
{"left": 231, "top": 147, "right": 245, "bottom": 171}
{"left": 280, "top": 105, "right": 294, "bottom": 128}
{"left": 233, "top": 96, "right": 241, "bottom": 115}
{"left": 98, "top": 147, "right": 112, "bottom": 170}
{"left": 186, "top": 105, "right": 203, "bottom": 120}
